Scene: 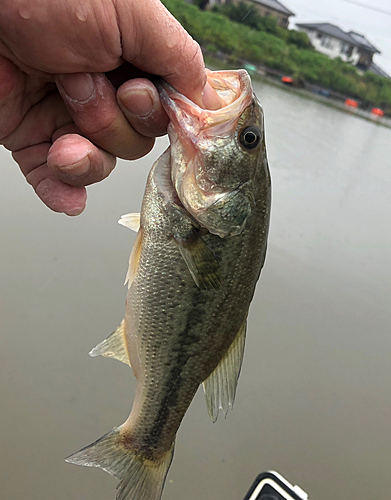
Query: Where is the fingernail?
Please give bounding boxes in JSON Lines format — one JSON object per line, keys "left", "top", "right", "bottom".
{"left": 57, "top": 73, "right": 94, "bottom": 102}
{"left": 59, "top": 156, "right": 91, "bottom": 177}
{"left": 202, "top": 82, "right": 221, "bottom": 111}
{"left": 120, "top": 88, "right": 154, "bottom": 118}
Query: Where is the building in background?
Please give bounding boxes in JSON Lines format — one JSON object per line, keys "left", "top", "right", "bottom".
{"left": 210, "top": 0, "right": 295, "bottom": 28}
{"left": 243, "top": 0, "right": 294, "bottom": 28}
{"left": 296, "top": 22, "right": 381, "bottom": 71}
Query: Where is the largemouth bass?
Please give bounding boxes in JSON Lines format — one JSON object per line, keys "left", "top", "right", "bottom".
{"left": 66, "top": 69, "right": 271, "bottom": 500}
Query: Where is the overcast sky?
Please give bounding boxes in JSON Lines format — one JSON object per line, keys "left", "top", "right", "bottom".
{"left": 287, "top": 0, "right": 391, "bottom": 75}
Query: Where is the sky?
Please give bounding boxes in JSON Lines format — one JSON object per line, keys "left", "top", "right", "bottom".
{"left": 286, "top": 0, "right": 391, "bottom": 75}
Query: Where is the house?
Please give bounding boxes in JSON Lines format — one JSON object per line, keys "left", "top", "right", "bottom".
{"left": 213, "top": 0, "right": 295, "bottom": 28}
{"left": 348, "top": 31, "right": 381, "bottom": 70}
{"left": 296, "top": 22, "right": 380, "bottom": 70}
{"left": 244, "top": 0, "right": 295, "bottom": 28}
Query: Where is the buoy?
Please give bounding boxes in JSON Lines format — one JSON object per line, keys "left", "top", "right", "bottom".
{"left": 371, "top": 107, "right": 384, "bottom": 116}
{"left": 345, "top": 98, "right": 358, "bottom": 107}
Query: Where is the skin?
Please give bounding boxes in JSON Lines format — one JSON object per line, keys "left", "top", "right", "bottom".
{"left": 0, "top": 0, "right": 221, "bottom": 216}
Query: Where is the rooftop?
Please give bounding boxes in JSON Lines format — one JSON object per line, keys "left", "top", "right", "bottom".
{"left": 250, "top": 0, "right": 295, "bottom": 16}
{"left": 369, "top": 61, "right": 390, "bottom": 79}
{"left": 296, "top": 22, "right": 381, "bottom": 54}
{"left": 349, "top": 31, "right": 380, "bottom": 54}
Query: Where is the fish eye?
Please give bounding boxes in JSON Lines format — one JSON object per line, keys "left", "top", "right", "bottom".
{"left": 239, "top": 126, "right": 261, "bottom": 150}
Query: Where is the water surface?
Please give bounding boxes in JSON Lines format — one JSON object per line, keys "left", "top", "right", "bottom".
{"left": 1, "top": 80, "right": 390, "bottom": 499}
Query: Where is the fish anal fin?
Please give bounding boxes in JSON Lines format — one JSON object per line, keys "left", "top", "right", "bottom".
{"left": 125, "top": 227, "right": 144, "bottom": 288}
{"left": 66, "top": 427, "right": 174, "bottom": 500}
{"left": 203, "top": 319, "right": 247, "bottom": 422}
{"left": 175, "top": 234, "right": 221, "bottom": 291}
{"left": 89, "top": 319, "right": 130, "bottom": 366}
{"left": 118, "top": 213, "right": 141, "bottom": 233}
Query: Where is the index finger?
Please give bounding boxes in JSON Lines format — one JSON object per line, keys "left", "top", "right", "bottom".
{"left": 116, "top": 0, "right": 207, "bottom": 104}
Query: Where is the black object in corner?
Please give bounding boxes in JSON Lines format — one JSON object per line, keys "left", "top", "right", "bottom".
{"left": 243, "top": 471, "right": 308, "bottom": 500}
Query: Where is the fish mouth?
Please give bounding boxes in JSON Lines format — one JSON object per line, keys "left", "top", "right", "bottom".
{"left": 155, "top": 69, "right": 253, "bottom": 140}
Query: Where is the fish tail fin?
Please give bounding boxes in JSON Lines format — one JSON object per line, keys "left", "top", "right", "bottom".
{"left": 65, "top": 427, "right": 175, "bottom": 500}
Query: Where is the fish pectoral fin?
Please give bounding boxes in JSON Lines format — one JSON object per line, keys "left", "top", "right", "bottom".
{"left": 66, "top": 426, "right": 175, "bottom": 500}
{"left": 125, "top": 227, "right": 144, "bottom": 288}
{"left": 174, "top": 235, "right": 221, "bottom": 291}
{"left": 118, "top": 213, "right": 141, "bottom": 232}
{"left": 89, "top": 319, "right": 130, "bottom": 366}
{"left": 203, "top": 319, "right": 247, "bottom": 422}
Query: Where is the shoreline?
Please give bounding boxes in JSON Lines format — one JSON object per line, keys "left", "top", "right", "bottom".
{"left": 205, "top": 54, "right": 391, "bottom": 130}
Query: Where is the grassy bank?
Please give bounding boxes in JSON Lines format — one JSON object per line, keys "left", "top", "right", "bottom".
{"left": 162, "top": 0, "right": 391, "bottom": 112}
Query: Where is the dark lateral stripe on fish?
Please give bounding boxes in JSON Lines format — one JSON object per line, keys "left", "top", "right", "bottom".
{"left": 146, "top": 287, "right": 207, "bottom": 449}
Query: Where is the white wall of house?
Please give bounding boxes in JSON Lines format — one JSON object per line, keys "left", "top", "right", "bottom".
{"left": 299, "top": 28, "right": 360, "bottom": 65}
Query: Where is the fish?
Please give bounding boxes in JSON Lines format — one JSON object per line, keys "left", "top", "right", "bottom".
{"left": 65, "top": 69, "right": 271, "bottom": 500}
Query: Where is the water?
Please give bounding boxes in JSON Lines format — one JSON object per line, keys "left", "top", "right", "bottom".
{"left": 1, "top": 80, "right": 390, "bottom": 500}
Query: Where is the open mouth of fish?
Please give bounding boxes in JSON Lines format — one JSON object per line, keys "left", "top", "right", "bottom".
{"left": 156, "top": 69, "right": 253, "bottom": 136}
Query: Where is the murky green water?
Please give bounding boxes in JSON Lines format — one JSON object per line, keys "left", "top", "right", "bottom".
{"left": 1, "top": 80, "right": 390, "bottom": 500}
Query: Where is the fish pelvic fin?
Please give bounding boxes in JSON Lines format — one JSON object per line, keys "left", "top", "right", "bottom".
{"left": 66, "top": 427, "right": 175, "bottom": 500}
{"left": 89, "top": 320, "right": 130, "bottom": 366}
{"left": 203, "top": 319, "right": 247, "bottom": 422}
{"left": 118, "top": 213, "right": 141, "bottom": 232}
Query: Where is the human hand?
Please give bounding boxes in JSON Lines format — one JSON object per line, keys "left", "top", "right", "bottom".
{"left": 0, "top": 0, "right": 220, "bottom": 215}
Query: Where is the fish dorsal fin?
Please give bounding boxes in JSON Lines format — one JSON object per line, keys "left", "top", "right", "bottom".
{"left": 203, "top": 319, "right": 247, "bottom": 422}
{"left": 118, "top": 213, "right": 141, "bottom": 232}
{"left": 175, "top": 235, "right": 221, "bottom": 291}
{"left": 125, "top": 227, "right": 144, "bottom": 288}
{"left": 89, "top": 319, "right": 130, "bottom": 366}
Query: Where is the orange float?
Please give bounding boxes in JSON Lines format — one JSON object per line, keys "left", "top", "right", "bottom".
{"left": 345, "top": 98, "right": 358, "bottom": 107}
{"left": 371, "top": 107, "right": 384, "bottom": 116}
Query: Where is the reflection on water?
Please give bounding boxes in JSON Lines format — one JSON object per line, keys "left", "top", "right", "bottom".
{"left": 0, "top": 81, "right": 390, "bottom": 500}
